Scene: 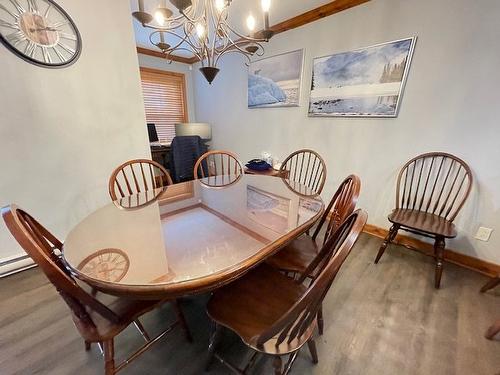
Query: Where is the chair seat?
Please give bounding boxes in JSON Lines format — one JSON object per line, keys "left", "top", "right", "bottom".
{"left": 266, "top": 235, "right": 319, "bottom": 274}
{"left": 72, "top": 296, "right": 163, "bottom": 342}
{"left": 388, "top": 209, "right": 457, "bottom": 238}
{"left": 207, "top": 264, "right": 314, "bottom": 355}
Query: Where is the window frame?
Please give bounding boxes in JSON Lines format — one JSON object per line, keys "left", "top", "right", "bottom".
{"left": 139, "top": 66, "right": 189, "bottom": 143}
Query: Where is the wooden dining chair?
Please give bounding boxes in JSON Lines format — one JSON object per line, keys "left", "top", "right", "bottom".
{"left": 374, "top": 152, "right": 473, "bottom": 289}
{"left": 266, "top": 175, "right": 361, "bottom": 334}
{"left": 279, "top": 149, "right": 327, "bottom": 196}
{"left": 267, "top": 175, "right": 361, "bottom": 275}
{"left": 205, "top": 210, "right": 368, "bottom": 375}
{"left": 2, "top": 204, "right": 192, "bottom": 375}
{"left": 108, "top": 159, "right": 173, "bottom": 201}
{"left": 193, "top": 150, "right": 244, "bottom": 187}
{"left": 480, "top": 274, "right": 500, "bottom": 340}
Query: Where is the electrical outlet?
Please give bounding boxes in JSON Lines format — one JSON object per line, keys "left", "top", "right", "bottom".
{"left": 475, "top": 227, "right": 493, "bottom": 242}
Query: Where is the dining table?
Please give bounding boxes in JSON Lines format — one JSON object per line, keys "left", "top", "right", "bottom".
{"left": 62, "top": 174, "right": 324, "bottom": 300}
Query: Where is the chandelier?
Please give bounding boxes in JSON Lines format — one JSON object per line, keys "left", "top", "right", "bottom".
{"left": 132, "top": 0, "right": 274, "bottom": 84}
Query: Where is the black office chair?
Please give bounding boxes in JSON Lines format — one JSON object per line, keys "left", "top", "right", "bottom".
{"left": 170, "top": 136, "right": 207, "bottom": 183}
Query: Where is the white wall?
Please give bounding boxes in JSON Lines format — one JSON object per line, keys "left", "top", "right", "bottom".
{"left": 137, "top": 54, "right": 196, "bottom": 122}
{"left": 0, "top": 0, "right": 150, "bottom": 266}
{"left": 193, "top": 0, "right": 500, "bottom": 264}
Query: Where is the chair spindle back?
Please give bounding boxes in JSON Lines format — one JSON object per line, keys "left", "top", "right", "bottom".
{"left": 193, "top": 150, "right": 244, "bottom": 187}
{"left": 396, "top": 152, "right": 472, "bottom": 221}
{"left": 109, "top": 159, "right": 173, "bottom": 201}
{"left": 280, "top": 149, "right": 327, "bottom": 196}
{"left": 311, "top": 175, "right": 361, "bottom": 245}
{"left": 255, "top": 210, "right": 367, "bottom": 348}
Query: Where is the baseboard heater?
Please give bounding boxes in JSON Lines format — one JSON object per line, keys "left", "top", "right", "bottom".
{"left": 0, "top": 254, "right": 36, "bottom": 278}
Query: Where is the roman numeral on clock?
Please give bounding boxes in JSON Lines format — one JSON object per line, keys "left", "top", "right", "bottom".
{"left": 5, "top": 30, "right": 26, "bottom": 46}
{"left": 27, "top": 0, "right": 39, "bottom": 13}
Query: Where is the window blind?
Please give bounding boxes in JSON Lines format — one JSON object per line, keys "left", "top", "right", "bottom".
{"left": 139, "top": 67, "right": 188, "bottom": 143}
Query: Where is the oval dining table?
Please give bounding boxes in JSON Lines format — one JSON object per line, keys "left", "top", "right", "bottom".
{"left": 62, "top": 175, "right": 324, "bottom": 300}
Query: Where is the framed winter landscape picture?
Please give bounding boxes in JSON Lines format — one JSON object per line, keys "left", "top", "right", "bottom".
{"left": 248, "top": 49, "right": 304, "bottom": 108}
{"left": 309, "top": 37, "right": 416, "bottom": 117}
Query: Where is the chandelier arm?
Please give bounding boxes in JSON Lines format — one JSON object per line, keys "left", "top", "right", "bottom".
{"left": 176, "top": 0, "right": 200, "bottom": 23}
{"left": 165, "top": 29, "right": 199, "bottom": 52}
{"left": 209, "top": 4, "right": 224, "bottom": 63}
{"left": 212, "top": 18, "right": 246, "bottom": 55}
{"left": 140, "top": 10, "right": 191, "bottom": 31}
{"left": 183, "top": 20, "right": 205, "bottom": 54}
{"left": 168, "top": 39, "right": 203, "bottom": 60}
{"left": 215, "top": 41, "right": 264, "bottom": 66}
{"left": 201, "top": 4, "right": 211, "bottom": 66}
{"left": 165, "top": 46, "right": 201, "bottom": 61}
{"left": 179, "top": 8, "right": 196, "bottom": 23}
{"left": 188, "top": 14, "right": 210, "bottom": 65}
{"left": 149, "top": 28, "right": 204, "bottom": 60}
{"left": 215, "top": 32, "right": 265, "bottom": 58}
{"left": 214, "top": 19, "right": 235, "bottom": 54}
{"left": 222, "top": 21, "right": 267, "bottom": 44}
{"left": 210, "top": 4, "right": 232, "bottom": 63}
{"left": 215, "top": 48, "right": 254, "bottom": 67}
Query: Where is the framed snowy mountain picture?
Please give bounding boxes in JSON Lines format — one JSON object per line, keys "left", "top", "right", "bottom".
{"left": 248, "top": 49, "right": 304, "bottom": 108}
{"left": 309, "top": 37, "right": 417, "bottom": 117}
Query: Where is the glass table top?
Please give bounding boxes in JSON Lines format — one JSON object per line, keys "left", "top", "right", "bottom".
{"left": 62, "top": 175, "right": 324, "bottom": 297}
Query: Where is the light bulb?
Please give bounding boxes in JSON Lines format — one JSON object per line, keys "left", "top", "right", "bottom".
{"left": 261, "top": 0, "right": 271, "bottom": 12}
{"left": 246, "top": 14, "right": 256, "bottom": 31}
{"left": 155, "top": 10, "right": 165, "bottom": 25}
{"left": 215, "top": 0, "right": 225, "bottom": 12}
{"left": 196, "top": 23, "right": 206, "bottom": 38}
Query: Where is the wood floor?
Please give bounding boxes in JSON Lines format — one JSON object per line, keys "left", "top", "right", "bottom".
{"left": 1, "top": 234, "right": 499, "bottom": 374}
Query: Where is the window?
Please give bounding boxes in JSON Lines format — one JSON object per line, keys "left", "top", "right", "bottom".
{"left": 139, "top": 67, "right": 188, "bottom": 143}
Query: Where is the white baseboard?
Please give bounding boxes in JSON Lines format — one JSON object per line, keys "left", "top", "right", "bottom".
{"left": 0, "top": 253, "right": 36, "bottom": 278}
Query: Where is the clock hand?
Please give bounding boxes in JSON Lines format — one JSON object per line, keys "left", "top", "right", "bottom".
{"left": 29, "top": 26, "right": 58, "bottom": 32}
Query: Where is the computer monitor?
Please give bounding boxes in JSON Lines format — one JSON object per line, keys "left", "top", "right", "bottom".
{"left": 147, "top": 123, "right": 159, "bottom": 143}
{"left": 175, "top": 123, "right": 212, "bottom": 141}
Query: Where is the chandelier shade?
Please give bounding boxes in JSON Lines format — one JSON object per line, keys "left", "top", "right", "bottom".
{"left": 132, "top": 0, "right": 274, "bottom": 84}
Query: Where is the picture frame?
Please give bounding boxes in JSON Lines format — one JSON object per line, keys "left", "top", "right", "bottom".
{"left": 248, "top": 49, "right": 305, "bottom": 109}
{"left": 308, "top": 37, "right": 417, "bottom": 118}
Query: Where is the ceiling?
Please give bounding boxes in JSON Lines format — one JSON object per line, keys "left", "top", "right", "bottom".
{"left": 130, "top": 0, "right": 333, "bottom": 57}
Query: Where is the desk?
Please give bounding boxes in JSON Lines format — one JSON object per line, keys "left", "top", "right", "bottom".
{"left": 62, "top": 175, "right": 323, "bottom": 299}
{"left": 150, "top": 144, "right": 170, "bottom": 170}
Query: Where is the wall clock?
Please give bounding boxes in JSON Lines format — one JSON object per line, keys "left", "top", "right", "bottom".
{"left": 0, "top": 0, "right": 81, "bottom": 68}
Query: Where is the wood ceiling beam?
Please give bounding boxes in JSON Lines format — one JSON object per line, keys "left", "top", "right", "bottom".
{"left": 136, "top": 0, "right": 371, "bottom": 65}
{"left": 269, "top": 0, "right": 371, "bottom": 35}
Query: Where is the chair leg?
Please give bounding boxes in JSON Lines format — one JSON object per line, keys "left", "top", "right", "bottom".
{"left": 434, "top": 236, "right": 445, "bottom": 289}
{"left": 103, "top": 339, "right": 115, "bottom": 375}
{"left": 133, "top": 319, "right": 151, "bottom": 342}
{"left": 272, "top": 356, "right": 283, "bottom": 375}
{"left": 205, "top": 323, "right": 222, "bottom": 371}
{"left": 317, "top": 305, "right": 324, "bottom": 335}
{"left": 173, "top": 300, "right": 193, "bottom": 342}
{"left": 485, "top": 319, "right": 500, "bottom": 340}
{"left": 84, "top": 340, "right": 91, "bottom": 351}
{"left": 480, "top": 277, "right": 500, "bottom": 293}
{"left": 307, "top": 338, "right": 319, "bottom": 364}
{"left": 375, "top": 224, "right": 399, "bottom": 264}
